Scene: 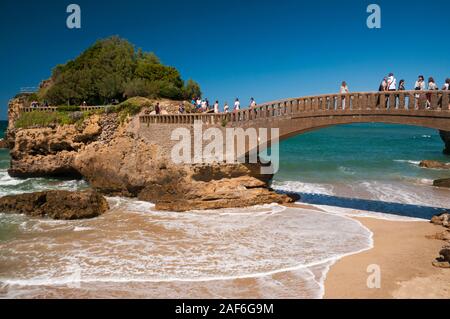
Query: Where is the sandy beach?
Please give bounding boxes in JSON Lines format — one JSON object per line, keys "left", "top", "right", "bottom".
{"left": 324, "top": 217, "right": 450, "bottom": 299}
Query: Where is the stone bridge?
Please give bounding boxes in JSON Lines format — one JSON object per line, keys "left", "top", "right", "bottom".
{"left": 139, "top": 91, "right": 450, "bottom": 160}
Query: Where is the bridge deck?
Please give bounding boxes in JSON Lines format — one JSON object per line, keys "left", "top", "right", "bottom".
{"left": 140, "top": 91, "right": 450, "bottom": 127}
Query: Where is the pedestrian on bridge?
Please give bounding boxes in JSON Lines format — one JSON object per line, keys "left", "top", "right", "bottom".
{"left": 339, "top": 81, "right": 349, "bottom": 110}
{"left": 414, "top": 75, "right": 426, "bottom": 109}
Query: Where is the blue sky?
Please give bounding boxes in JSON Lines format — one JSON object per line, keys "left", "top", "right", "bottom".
{"left": 0, "top": 0, "right": 449, "bottom": 119}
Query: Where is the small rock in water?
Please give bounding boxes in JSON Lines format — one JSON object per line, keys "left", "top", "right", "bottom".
{"left": 0, "top": 189, "right": 109, "bottom": 220}
{"left": 0, "top": 138, "right": 7, "bottom": 149}
{"left": 419, "top": 160, "right": 450, "bottom": 170}
{"left": 433, "top": 178, "right": 450, "bottom": 189}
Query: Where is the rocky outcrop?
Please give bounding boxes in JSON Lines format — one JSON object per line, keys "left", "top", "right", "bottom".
{"left": 433, "top": 178, "right": 450, "bottom": 188}
{"left": 433, "top": 246, "right": 450, "bottom": 268}
{"left": 431, "top": 212, "right": 450, "bottom": 228}
{"left": 73, "top": 133, "right": 292, "bottom": 210}
{"left": 419, "top": 160, "right": 450, "bottom": 169}
{"left": 0, "top": 139, "right": 7, "bottom": 149}
{"left": 6, "top": 106, "right": 293, "bottom": 211}
{"left": 431, "top": 212, "right": 450, "bottom": 268}
{"left": 440, "top": 130, "right": 450, "bottom": 155}
{"left": 0, "top": 189, "right": 109, "bottom": 219}
{"left": 8, "top": 114, "right": 116, "bottom": 178}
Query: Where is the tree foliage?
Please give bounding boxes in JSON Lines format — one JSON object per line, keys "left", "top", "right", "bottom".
{"left": 42, "top": 36, "right": 201, "bottom": 105}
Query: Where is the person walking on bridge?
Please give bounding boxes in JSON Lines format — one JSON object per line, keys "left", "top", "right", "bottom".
{"left": 234, "top": 98, "right": 240, "bottom": 111}
{"left": 414, "top": 75, "right": 425, "bottom": 109}
{"left": 250, "top": 97, "right": 257, "bottom": 118}
{"left": 339, "top": 81, "right": 349, "bottom": 110}
{"left": 224, "top": 102, "right": 229, "bottom": 113}
{"left": 426, "top": 77, "right": 438, "bottom": 109}
{"left": 386, "top": 73, "right": 397, "bottom": 109}
{"left": 213, "top": 100, "right": 219, "bottom": 114}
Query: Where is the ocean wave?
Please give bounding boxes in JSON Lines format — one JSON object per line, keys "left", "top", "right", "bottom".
{"left": 393, "top": 159, "right": 421, "bottom": 166}
{"left": 272, "top": 180, "right": 334, "bottom": 196}
{"left": 0, "top": 207, "right": 372, "bottom": 299}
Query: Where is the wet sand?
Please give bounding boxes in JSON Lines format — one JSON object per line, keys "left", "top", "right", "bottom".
{"left": 324, "top": 217, "right": 450, "bottom": 299}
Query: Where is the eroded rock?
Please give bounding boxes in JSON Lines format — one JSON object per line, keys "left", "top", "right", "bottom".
{"left": 431, "top": 211, "right": 450, "bottom": 228}
{"left": 0, "top": 189, "right": 109, "bottom": 220}
{"left": 419, "top": 160, "right": 450, "bottom": 169}
{"left": 433, "top": 178, "right": 450, "bottom": 188}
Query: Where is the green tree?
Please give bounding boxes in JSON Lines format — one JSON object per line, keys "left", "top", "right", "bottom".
{"left": 182, "top": 79, "right": 202, "bottom": 100}
{"left": 42, "top": 36, "right": 200, "bottom": 105}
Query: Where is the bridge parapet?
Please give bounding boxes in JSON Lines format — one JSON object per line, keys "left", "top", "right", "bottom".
{"left": 20, "top": 106, "right": 108, "bottom": 113}
{"left": 140, "top": 91, "right": 450, "bottom": 126}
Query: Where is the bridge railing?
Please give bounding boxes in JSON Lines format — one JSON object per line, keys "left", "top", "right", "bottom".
{"left": 140, "top": 91, "right": 450, "bottom": 125}
{"left": 20, "top": 106, "right": 108, "bottom": 113}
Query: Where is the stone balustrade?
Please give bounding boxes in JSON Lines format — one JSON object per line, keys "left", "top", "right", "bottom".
{"left": 140, "top": 91, "right": 450, "bottom": 125}
{"left": 20, "top": 106, "right": 108, "bottom": 113}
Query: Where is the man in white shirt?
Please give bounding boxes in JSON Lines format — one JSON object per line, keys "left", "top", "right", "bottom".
{"left": 234, "top": 98, "right": 240, "bottom": 111}
{"left": 387, "top": 73, "right": 397, "bottom": 91}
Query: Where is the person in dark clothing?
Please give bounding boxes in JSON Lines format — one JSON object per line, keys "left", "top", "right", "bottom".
{"left": 155, "top": 103, "right": 161, "bottom": 115}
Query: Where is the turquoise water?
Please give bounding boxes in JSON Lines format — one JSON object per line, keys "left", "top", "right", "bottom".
{"left": 273, "top": 123, "right": 450, "bottom": 218}
{"left": 0, "top": 121, "right": 449, "bottom": 218}
{"left": 1, "top": 120, "right": 449, "bottom": 298}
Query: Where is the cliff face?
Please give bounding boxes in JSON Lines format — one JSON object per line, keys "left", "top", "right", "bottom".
{"left": 440, "top": 130, "right": 450, "bottom": 155}
{"left": 6, "top": 101, "right": 293, "bottom": 211}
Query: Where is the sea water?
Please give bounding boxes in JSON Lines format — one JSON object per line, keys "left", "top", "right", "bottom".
{"left": 0, "top": 121, "right": 449, "bottom": 298}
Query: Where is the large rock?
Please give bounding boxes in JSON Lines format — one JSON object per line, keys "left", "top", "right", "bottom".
{"left": 0, "top": 189, "right": 109, "bottom": 220}
{"left": 6, "top": 107, "right": 294, "bottom": 212}
{"left": 0, "top": 139, "right": 7, "bottom": 149}
{"left": 419, "top": 160, "right": 450, "bottom": 169}
{"left": 431, "top": 211, "right": 450, "bottom": 228}
{"left": 433, "top": 178, "right": 450, "bottom": 188}
{"left": 433, "top": 246, "right": 450, "bottom": 269}
{"left": 440, "top": 130, "right": 450, "bottom": 155}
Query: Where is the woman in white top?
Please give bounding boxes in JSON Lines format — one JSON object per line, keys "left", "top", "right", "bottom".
{"left": 224, "top": 103, "right": 229, "bottom": 113}
{"left": 426, "top": 77, "right": 438, "bottom": 109}
{"left": 201, "top": 100, "right": 207, "bottom": 112}
{"left": 213, "top": 101, "right": 219, "bottom": 114}
{"left": 339, "top": 81, "right": 349, "bottom": 110}
{"left": 234, "top": 98, "right": 240, "bottom": 111}
{"left": 442, "top": 78, "right": 450, "bottom": 91}
{"left": 414, "top": 75, "right": 425, "bottom": 109}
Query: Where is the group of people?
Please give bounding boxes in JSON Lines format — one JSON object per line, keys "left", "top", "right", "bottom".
{"left": 189, "top": 97, "right": 257, "bottom": 114}
{"left": 30, "top": 100, "right": 49, "bottom": 108}
{"left": 340, "top": 74, "right": 450, "bottom": 109}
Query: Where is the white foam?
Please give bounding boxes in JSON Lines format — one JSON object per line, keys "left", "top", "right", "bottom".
{"left": 272, "top": 180, "right": 334, "bottom": 196}
{"left": 0, "top": 206, "right": 373, "bottom": 299}
{"left": 310, "top": 203, "right": 427, "bottom": 222}
{"left": 393, "top": 159, "right": 421, "bottom": 165}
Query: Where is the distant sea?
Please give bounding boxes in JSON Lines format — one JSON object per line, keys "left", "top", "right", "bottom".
{"left": 1, "top": 121, "right": 449, "bottom": 298}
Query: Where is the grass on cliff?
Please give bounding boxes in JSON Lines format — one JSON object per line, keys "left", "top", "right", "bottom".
{"left": 14, "top": 110, "right": 104, "bottom": 129}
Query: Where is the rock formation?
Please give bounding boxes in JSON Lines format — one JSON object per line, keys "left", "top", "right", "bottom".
{"left": 431, "top": 211, "right": 450, "bottom": 228}
{"left": 0, "top": 189, "right": 109, "bottom": 220}
{"left": 0, "top": 139, "right": 7, "bottom": 149}
{"left": 6, "top": 99, "right": 294, "bottom": 211}
{"left": 419, "top": 160, "right": 450, "bottom": 170}
{"left": 440, "top": 130, "right": 450, "bottom": 155}
{"left": 431, "top": 212, "right": 450, "bottom": 268}
{"left": 433, "top": 178, "right": 450, "bottom": 188}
